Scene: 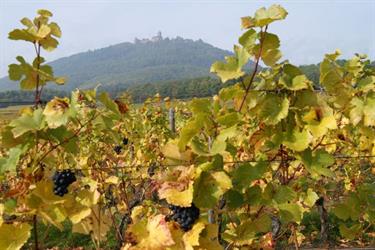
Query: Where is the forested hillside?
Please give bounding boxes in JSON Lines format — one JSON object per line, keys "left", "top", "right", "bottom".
{"left": 1, "top": 60, "right": 373, "bottom": 104}
{"left": 0, "top": 35, "right": 232, "bottom": 91}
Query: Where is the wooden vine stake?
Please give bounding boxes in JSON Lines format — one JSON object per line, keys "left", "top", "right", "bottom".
{"left": 169, "top": 108, "right": 176, "bottom": 133}
{"left": 316, "top": 197, "right": 329, "bottom": 246}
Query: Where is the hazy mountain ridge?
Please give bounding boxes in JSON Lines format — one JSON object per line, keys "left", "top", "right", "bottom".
{"left": 0, "top": 35, "right": 233, "bottom": 92}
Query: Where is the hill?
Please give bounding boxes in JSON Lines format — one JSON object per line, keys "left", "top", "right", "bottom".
{"left": 0, "top": 34, "right": 233, "bottom": 92}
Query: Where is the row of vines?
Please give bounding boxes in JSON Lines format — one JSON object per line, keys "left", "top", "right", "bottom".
{"left": 0, "top": 5, "right": 374, "bottom": 250}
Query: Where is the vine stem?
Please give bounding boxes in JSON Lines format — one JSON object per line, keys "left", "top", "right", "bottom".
{"left": 237, "top": 25, "right": 268, "bottom": 112}
{"left": 33, "top": 215, "right": 39, "bottom": 250}
{"left": 33, "top": 21, "right": 42, "bottom": 107}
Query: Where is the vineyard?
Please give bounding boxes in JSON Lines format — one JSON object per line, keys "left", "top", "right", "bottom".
{"left": 0, "top": 5, "right": 374, "bottom": 250}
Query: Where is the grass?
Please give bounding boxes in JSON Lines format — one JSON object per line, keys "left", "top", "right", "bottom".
{"left": 24, "top": 221, "right": 118, "bottom": 250}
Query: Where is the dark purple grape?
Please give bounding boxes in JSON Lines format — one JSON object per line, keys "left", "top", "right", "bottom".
{"left": 168, "top": 203, "right": 200, "bottom": 231}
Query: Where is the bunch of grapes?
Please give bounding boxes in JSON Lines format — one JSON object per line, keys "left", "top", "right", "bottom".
{"left": 52, "top": 170, "right": 76, "bottom": 197}
{"left": 113, "top": 137, "right": 129, "bottom": 154}
{"left": 123, "top": 137, "right": 129, "bottom": 145}
{"left": 168, "top": 203, "right": 200, "bottom": 231}
{"left": 113, "top": 145, "right": 122, "bottom": 154}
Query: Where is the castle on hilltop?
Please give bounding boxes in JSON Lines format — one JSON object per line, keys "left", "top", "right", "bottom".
{"left": 134, "top": 31, "right": 163, "bottom": 44}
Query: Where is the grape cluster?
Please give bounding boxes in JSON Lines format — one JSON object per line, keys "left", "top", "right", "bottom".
{"left": 168, "top": 203, "right": 200, "bottom": 231}
{"left": 52, "top": 170, "right": 76, "bottom": 197}
{"left": 123, "top": 137, "right": 129, "bottom": 145}
{"left": 113, "top": 137, "right": 129, "bottom": 155}
{"left": 113, "top": 145, "right": 122, "bottom": 154}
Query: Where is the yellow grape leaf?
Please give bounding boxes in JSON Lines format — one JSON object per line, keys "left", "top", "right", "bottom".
{"left": 182, "top": 222, "right": 205, "bottom": 250}
{"left": 36, "top": 24, "right": 51, "bottom": 39}
{"left": 127, "top": 215, "right": 175, "bottom": 250}
{"left": 198, "top": 224, "right": 222, "bottom": 249}
{"left": 105, "top": 176, "right": 119, "bottom": 184}
{"left": 162, "top": 140, "right": 192, "bottom": 162}
{"left": 27, "top": 180, "right": 68, "bottom": 229}
{"left": 0, "top": 204, "right": 3, "bottom": 226}
{"left": 72, "top": 205, "right": 111, "bottom": 242}
{"left": 241, "top": 16, "right": 256, "bottom": 29}
{"left": 43, "top": 97, "right": 70, "bottom": 128}
{"left": 254, "top": 4, "right": 288, "bottom": 27}
{"left": 158, "top": 165, "right": 195, "bottom": 207}
{"left": 0, "top": 223, "right": 32, "bottom": 250}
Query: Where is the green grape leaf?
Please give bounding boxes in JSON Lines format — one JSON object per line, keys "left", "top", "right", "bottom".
{"left": 210, "top": 46, "right": 249, "bottom": 83}
{"left": 190, "top": 98, "right": 211, "bottom": 114}
{"left": 225, "top": 190, "right": 244, "bottom": 209}
{"left": 210, "top": 139, "right": 227, "bottom": 155}
{"left": 332, "top": 203, "right": 350, "bottom": 220}
{"left": 0, "top": 146, "right": 25, "bottom": 174}
{"left": 357, "top": 75, "right": 375, "bottom": 92}
{"left": 239, "top": 28, "right": 257, "bottom": 49}
{"left": 49, "top": 22, "right": 61, "bottom": 37}
{"left": 303, "top": 188, "right": 319, "bottom": 207}
{"left": 99, "top": 92, "right": 120, "bottom": 116}
{"left": 46, "top": 126, "right": 78, "bottom": 154}
{"left": 210, "top": 126, "right": 238, "bottom": 155}
{"left": 7, "top": 56, "right": 38, "bottom": 90}
{"left": 339, "top": 223, "right": 361, "bottom": 240}
{"left": 290, "top": 75, "right": 311, "bottom": 90}
{"left": 232, "top": 162, "right": 268, "bottom": 190}
{"left": 258, "top": 94, "right": 289, "bottom": 125}
{"left": 262, "top": 32, "right": 280, "bottom": 50}
{"left": 245, "top": 185, "right": 263, "bottom": 205}
{"left": 299, "top": 149, "right": 335, "bottom": 178}
{"left": 349, "top": 97, "right": 364, "bottom": 125}
{"left": 194, "top": 171, "right": 232, "bottom": 208}
{"left": 10, "top": 108, "right": 45, "bottom": 137}
{"left": 0, "top": 223, "right": 32, "bottom": 250}
{"left": 363, "top": 92, "right": 375, "bottom": 126}
{"left": 178, "top": 115, "right": 204, "bottom": 151}
{"left": 217, "top": 112, "right": 240, "bottom": 127}
{"left": 20, "top": 18, "right": 34, "bottom": 28}
{"left": 8, "top": 29, "right": 35, "bottom": 42}
{"left": 282, "top": 128, "right": 312, "bottom": 152}
{"left": 40, "top": 36, "right": 59, "bottom": 51}
{"left": 223, "top": 214, "right": 271, "bottom": 246}
{"left": 274, "top": 186, "right": 296, "bottom": 204}
{"left": 261, "top": 48, "right": 282, "bottom": 66}
{"left": 278, "top": 203, "right": 303, "bottom": 224}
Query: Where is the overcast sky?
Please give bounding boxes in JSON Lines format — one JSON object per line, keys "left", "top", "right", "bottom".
{"left": 0, "top": 0, "right": 374, "bottom": 78}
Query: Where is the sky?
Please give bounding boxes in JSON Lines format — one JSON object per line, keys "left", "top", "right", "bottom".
{"left": 0, "top": 0, "right": 374, "bottom": 78}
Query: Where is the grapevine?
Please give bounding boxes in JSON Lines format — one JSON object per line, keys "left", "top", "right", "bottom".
{"left": 0, "top": 5, "right": 374, "bottom": 250}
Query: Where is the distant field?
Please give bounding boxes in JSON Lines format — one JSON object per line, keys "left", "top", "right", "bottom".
{"left": 0, "top": 105, "right": 29, "bottom": 121}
